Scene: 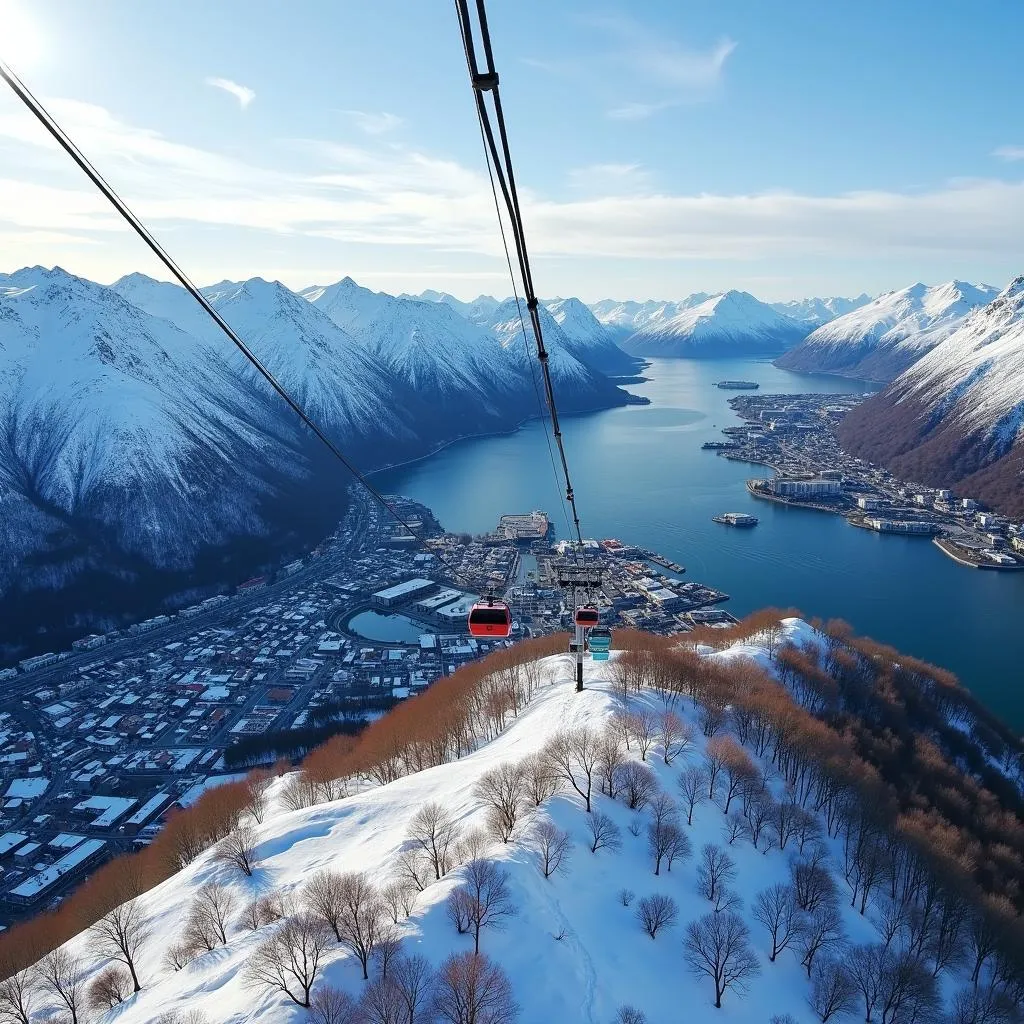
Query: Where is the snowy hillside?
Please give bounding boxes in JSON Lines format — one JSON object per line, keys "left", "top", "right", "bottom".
{"left": 839, "top": 276, "right": 1024, "bottom": 516}
{"left": 411, "top": 290, "right": 502, "bottom": 325}
{"left": 17, "top": 620, "right": 997, "bottom": 1024}
{"left": 769, "top": 295, "right": 871, "bottom": 330}
{"left": 621, "top": 291, "right": 807, "bottom": 358}
{"left": 776, "top": 281, "right": 997, "bottom": 381}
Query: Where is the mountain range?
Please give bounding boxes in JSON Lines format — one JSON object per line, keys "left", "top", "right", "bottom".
{"left": 0, "top": 267, "right": 640, "bottom": 656}
{"left": 839, "top": 276, "right": 1024, "bottom": 517}
{"left": 776, "top": 281, "right": 999, "bottom": 381}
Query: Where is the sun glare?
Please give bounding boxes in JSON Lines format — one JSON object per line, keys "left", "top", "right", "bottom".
{"left": 0, "top": 2, "right": 46, "bottom": 73}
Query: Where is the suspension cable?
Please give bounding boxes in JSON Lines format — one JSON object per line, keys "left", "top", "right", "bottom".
{"left": 0, "top": 57, "right": 472, "bottom": 588}
{"left": 454, "top": 0, "right": 586, "bottom": 550}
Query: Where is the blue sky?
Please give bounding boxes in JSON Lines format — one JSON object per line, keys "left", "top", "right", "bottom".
{"left": 1, "top": 0, "right": 1022, "bottom": 301}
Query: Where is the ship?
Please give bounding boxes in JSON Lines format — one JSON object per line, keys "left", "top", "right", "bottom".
{"left": 712, "top": 512, "right": 759, "bottom": 527}
{"left": 716, "top": 380, "right": 759, "bottom": 390}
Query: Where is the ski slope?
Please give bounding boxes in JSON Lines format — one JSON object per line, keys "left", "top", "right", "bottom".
{"left": 39, "top": 622, "right": 893, "bottom": 1024}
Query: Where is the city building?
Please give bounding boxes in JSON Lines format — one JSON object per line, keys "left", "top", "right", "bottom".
{"left": 372, "top": 579, "right": 436, "bottom": 608}
{"left": 770, "top": 478, "right": 842, "bottom": 499}
{"left": 6, "top": 839, "right": 107, "bottom": 908}
{"left": 856, "top": 497, "right": 881, "bottom": 511}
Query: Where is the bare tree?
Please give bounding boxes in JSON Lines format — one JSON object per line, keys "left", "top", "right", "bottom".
{"left": 614, "top": 1008, "right": 647, "bottom": 1024}
{"left": 696, "top": 843, "right": 737, "bottom": 905}
{"left": 408, "top": 802, "right": 461, "bottom": 880}
{"left": 636, "top": 894, "right": 679, "bottom": 939}
{"left": 847, "top": 944, "right": 886, "bottom": 1023}
{"left": 947, "top": 984, "right": 1017, "bottom": 1024}
{"left": 616, "top": 762, "right": 659, "bottom": 811}
{"left": 743, "top": 796, "right": 775, "bottom": 852}
{"left": 245, "top": 913, "right": 333, "bottom": 1007}
{"left": 587, "top": 811, "right": 622, "bottom": 855}
{"left": 522, "top": 752, "right": 559, "bottom": 807}
{"left": 663, "top": 825, "right": 691, "bottom": 872}
{"left": 0, "top": 963, "right": 36, "bottom": 1024}
{"left": 476, "top": 764, "right": 529, "bottom": 844}
{"left": 397, "top": 848, "right": 433, "bottom": 893}
{"left": 391, "top": 954, "right": 436, "bottom": 1024}
{"left": 791, "top": 848, "right": 839, "bottom": 913}
{"left": 799, "top": 904, "right": 846, "bottom": 977}
{"left": 361, "top": 975, "right": 406, "bottom": 1024}
{"left": 454, "top": 828, "right": 490, "bottom": 866}
{"left": 304, "top": 869, "right": 347, "bottom": 941}
{"left": 533, "top": 820, "right": 572, "bottom": 879}
{"left": 677, "top": 765, "right": 707, "bottom": 825}
{"left": 627, "top": 711, "right": 657, "bottom": 761}
{"left": 544, "top": 729, "right": 600, "bottom": 813}
{"left": 309, "top": 985, "right": 362, "bottom": 1024}
{"left": 87, "top": 965, "right": 132, "bottom": 1012}
{"left": 451, "top": 859, "right": 516, "bottom": 955}
{"left": 244, "top": 771, "right": 272, "bottom": 824}
{"left": 447, "top": 888, "right": 474, "bottom": 936}
{"left": 658, "top": 710, "right": 693, "bottom": 765}
{"left": 374, "top": 925, "right": 403, "bottom": 980}
{"left": 433, "top": 952, "right": 518, "bottom": 1024}
{"left": 809, "top": 958, "right": 857, "bottom": 1022}
{"left": 877, "top": 952, "right": 938, "bottom": 1024}
{"left": 335, "top": 872, "right": 386, "bottom": 980}
{"left": 617, "top": 888, "right": 635, "bottom": 907}
{"left": 722, "top": 811, "right": 746, "bottom": 846}
{"left": 684, "top": 911, "right": 762, "bottom": 1008}
{"left": 92, "top": 897, "right": 150, "bottom": 992}
{"left": 185, "top": 883, "right": 236, "bottom": 949}
{"left": 753, "top": 884, "right": 803, "bottom": 962}
{"left": 153, "top": 1011, "right": 212, "bottom": 1024}
{"left": 381, "top": 878, "right": 419, "bottom": 924}
{"left": 216, "top": 825, "right": 259, "bottom": 877}
{"left": 591, "top": 728, "right": 623, "bottom": 803}
{"left": 164, "top": 940, "right": 200, "bottom": 971}
{"left": 648, "top": 813, "right": 686, "bottom": 876}
{"left": 240, "top": 891, "right": 285, "bottom": 931}
{"left": 35, "top": 949, "right": 87, "bottom": 1024}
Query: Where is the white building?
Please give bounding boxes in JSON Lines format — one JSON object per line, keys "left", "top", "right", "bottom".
{"left": 372, "top": 579, "right": 436, "bottom": 608}
{"left": 770, "top": 478, "right": 842, "bottom": 499}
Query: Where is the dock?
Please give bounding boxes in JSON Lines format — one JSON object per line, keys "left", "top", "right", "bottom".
{"left": 645, "top": 551, "right": 685, "bottom": 573}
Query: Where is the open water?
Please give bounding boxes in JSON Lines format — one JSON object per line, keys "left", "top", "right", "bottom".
{"left": 376, "top": 358, "right": 1024, "bottom": 730}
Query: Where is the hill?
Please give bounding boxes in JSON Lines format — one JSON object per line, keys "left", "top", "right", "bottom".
{"left": 5, "top": 619, "right": 1021, "bottom": 1024}
{"left": 777, "top": 281, "right": 998, "bottom": 381}
{"left": 838, "top": 276, "right": 1024, "bottom": 516}
{"left": 769, "top": 295, "right": 872, "bottom": 330}
{"left": 621, "top": 291, "right": 807, "bottom": 358}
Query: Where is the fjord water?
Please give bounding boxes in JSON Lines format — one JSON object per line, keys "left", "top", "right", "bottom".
{"left": 377, "top": 358, "right": 1024, "bottom": 729}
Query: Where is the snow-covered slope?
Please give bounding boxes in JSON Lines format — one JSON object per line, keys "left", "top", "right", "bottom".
{"left": 838, "top": 276, "right": 1024, "bottom": 516}
{"left": 621, "top": 291, "right": 807, "bottom": 358}
{"left": 410, "top": 290, "right": 502, "bottom": 325}
{"left": 544, "top": 297, "right": 640, "bottom": 374}
{"left": 33, "top": 627, "right": 893, "bottom": 1024}
{"left": 776, "top": 281, "right": 997, "bottom": 381}
{"left": 769, "top": 294, "right": 871, "bottom": 329}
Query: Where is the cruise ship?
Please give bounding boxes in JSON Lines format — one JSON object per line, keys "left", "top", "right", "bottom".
{"left": 715, "top": 380, "right": 759, "bottom": 390}
{"left": 712, "top": 512, "right": 759, "bottom": 527}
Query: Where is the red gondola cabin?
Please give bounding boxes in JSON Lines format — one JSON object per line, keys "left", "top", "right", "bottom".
{"left": 468, "top": 600, "right": 512, "bottom": 638}
{"left": 574, "top": 605, "right": 600, "bottom": 628}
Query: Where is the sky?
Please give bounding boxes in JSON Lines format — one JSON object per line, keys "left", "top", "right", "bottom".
{"left": 1, "top": 0, "right": 1023, "bottom": 303}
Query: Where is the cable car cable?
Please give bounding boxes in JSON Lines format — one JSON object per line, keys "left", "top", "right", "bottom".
{"left": 454, "top": 0, "right": 585, "bottom": 551}
{"left": 0, "top": 57, "right": 473, "bottom": 592}
{"left": 475, "top": 117, "right": 575, "bottom": 546}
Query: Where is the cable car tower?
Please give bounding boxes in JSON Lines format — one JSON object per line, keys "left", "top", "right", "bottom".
{"left": 553, "top": 558, "right": 604, "bottom": 692}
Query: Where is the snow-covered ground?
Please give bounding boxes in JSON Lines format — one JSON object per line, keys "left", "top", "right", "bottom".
{"left": 38, "top": 621, "right": 906, "bottom": 1024}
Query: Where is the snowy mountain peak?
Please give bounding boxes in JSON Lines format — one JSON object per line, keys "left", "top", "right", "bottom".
{"left": 776, "top": 279, "right": 999, "bottom": 381}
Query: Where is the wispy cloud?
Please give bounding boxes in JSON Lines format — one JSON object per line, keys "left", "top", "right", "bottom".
{"left": 1, "top": 98, "right": 1023, "bottom": 284}
{"left": 342, "top": 110, "right": 403, "bottom": 135}
{"left": 568, "top": 163, "right": 653, "bottom": 194}
{"left": 607, "top": 101, "right": 674, "bottom": 122}
{"left": 993, "top": 145, "right": 1024, "bottom": 162}
{"left": 205, "top": 77, "right": 255, "bottom": 110}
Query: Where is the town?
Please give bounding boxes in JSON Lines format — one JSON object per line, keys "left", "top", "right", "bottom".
{"left": 707, "top": 392, "right": 1024, "bottom": 570}
{"left": 0, "top": 489, "right": 733, "bottom": 926}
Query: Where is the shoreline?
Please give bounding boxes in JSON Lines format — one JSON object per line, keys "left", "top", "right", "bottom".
{"left": 933, "top": 537, "right": 1024, "bottom": 571}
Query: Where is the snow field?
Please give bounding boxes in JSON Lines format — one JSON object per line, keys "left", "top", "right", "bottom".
{"left": 40, "top": 620, "right": 910, "bottom": 1024}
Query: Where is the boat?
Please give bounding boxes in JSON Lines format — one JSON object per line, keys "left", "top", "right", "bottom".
{"left": 716, "top": 380, "right": 759, "bottom": 390}
{"left": 712, "top": 512, "right": 759, "bottom": 527}
{"left": 701, "top": 441, "right": 739, "bottom": 450}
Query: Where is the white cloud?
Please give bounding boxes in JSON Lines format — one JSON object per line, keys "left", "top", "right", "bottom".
{"left": 993, "top": 145, "right": 1024, "bottom": 162}
{"left": 342, "top": 110, "right": 403, "bottom": 135}
{"left": 0, "top": 97, "right": 1022, "bottom": 289}
{"left": 205, "top": 77, "right": 255, "bottom": 109}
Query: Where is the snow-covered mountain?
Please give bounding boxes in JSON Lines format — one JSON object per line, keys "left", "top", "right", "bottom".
{"left": 776, "top": 281, "right": 998, "bottom": 381}
{"left": 1, "top": 269, "right": 638, "bottom": 654}
{"left": 544, "top": 297, "right": 641, "bottom": 375}
{"left": 838, "top": 276, "right": 1024, "bottom": 516}
{"left": 769, "top": 294, "right": 871, "bottom": 329}
{"left": 408, "top": 289, "right": 502, "bottom": 325}
{"left": 588, "top": 295, "right": 711, "bottom": 339}
{"left": 620, "top": 291, "right": 807, "bottom": 358}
